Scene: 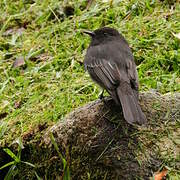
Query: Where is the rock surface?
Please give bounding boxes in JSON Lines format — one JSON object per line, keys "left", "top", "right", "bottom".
{"left": 42, "top": 92, "right": 180, "bottom": 179}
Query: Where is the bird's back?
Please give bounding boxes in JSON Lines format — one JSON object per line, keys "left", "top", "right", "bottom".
{"left": 85, "top": 37, "right": 138, "bottom": 90}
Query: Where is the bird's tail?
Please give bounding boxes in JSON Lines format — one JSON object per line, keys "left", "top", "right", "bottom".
{"left": 116, "top": 86, "right": 147, "bottom": 125}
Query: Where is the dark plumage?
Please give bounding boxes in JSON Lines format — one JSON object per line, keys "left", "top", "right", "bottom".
{"left": 83, "top": 27, "right": 147, "bottom": 125}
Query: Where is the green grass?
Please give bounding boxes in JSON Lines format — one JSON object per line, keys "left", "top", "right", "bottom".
{"left": 0, "top": 137, "right": 37, "bottom": 179}
{"left": 0, "top": 0, "right": 180, "bottom": 176}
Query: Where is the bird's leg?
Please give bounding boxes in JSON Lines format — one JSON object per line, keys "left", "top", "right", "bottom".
{"left": 99, "top": 89, "right": 104, "bottom": 100}
{"left": 99, "top": 89, "right": 109, "bottom": 107}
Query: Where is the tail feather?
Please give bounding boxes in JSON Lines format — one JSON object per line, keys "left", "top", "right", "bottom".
{"left": 116, "top": 86, "right": 147, "bottom": 125}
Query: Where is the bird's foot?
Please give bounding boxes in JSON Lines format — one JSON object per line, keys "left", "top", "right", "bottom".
{"left": 98, "top": 90, "right": 110, "bottom": 107}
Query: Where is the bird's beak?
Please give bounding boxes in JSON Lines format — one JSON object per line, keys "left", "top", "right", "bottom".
{"left": 83, "top": 30, "right": 95, "bottom": 37}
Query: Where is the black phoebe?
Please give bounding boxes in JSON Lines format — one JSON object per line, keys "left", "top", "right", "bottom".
{"left": 83, "top": 27, "right": 147, "bottom": 125}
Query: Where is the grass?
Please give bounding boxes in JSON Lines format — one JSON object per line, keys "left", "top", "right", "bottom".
{"left": 0, "top": 0, "right": 179, "bottom": 178}
{"left": 0, "top": 137, "right": 36, "bottom": 179}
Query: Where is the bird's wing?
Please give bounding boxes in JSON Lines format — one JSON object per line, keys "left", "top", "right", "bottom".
{"left": 126, "top": 60, "right": 139, "bottom": 90}
{"left": 85, "top": 57, "right": 119, "bottom": 90}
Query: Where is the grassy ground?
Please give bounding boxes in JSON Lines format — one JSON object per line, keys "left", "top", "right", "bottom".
{"left": 0, "top": 0, "right": 179, "bottom": 177}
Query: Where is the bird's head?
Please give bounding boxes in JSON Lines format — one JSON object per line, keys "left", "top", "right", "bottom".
{"left": 83, "top": 27, "right": 120, "bottom": 45}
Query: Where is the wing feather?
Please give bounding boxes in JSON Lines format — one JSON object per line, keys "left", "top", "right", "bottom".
{"left": 85, "top": 58, "right": 119, "bottom": 90}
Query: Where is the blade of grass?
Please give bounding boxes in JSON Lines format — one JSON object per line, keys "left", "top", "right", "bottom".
{"left": 3, "top": 148, "right": 20, "bottom": 163}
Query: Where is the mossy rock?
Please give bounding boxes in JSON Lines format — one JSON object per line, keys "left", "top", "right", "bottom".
{"left": 0, "top": 92, "right": 180, "bottom": 179}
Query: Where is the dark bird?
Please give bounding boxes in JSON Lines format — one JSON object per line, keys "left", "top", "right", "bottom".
{"left": 83, "top": 27, "right": 147, "bottom": 125}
